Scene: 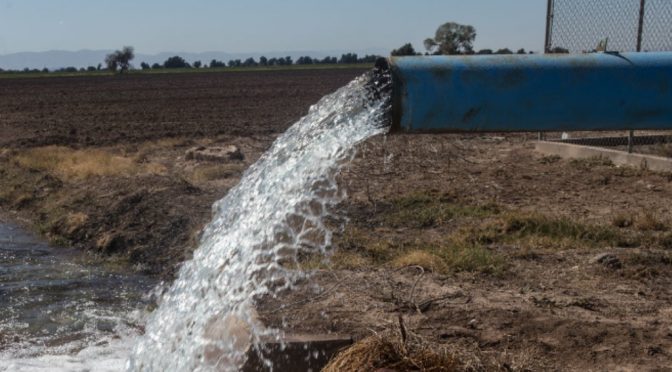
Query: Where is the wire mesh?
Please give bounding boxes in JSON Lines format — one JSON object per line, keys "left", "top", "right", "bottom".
{"left": 547, "top": 0, "right": 672, "bottom": 53}
{"left": 543, "top": 131, "right": 672, "bottom": 158}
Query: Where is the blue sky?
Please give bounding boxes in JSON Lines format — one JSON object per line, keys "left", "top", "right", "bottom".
{"left": 0, "top": 0, "right": 546, "bottom": 55}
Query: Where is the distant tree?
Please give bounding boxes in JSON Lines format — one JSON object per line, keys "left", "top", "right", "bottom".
{"left": 259, "top": 56, "right": 268, "bottom": 66}
{"left": 164, "top": 55, "right": 190, "bottom": 68}
{"left": 320, "top": 56, "right": 337, "bottom": 64}
{"left": 494, "top": 48, "right": 513, "bottom": 54}
{"left": 391, "top": 43, "right": 418, "bottom": 56}
{"left": 62, "top": 67, "right": 78, "bottom": 73}
{"left": 516, "top": 48, "right": 526, "bottom": 54}
{"left": 243, "top": 57, "right": 257, "bottom": 67}
{"left": 193, "top": 60, "right": 202, "bottom": 68}
{"left": 87, "top": 66, "right": 97, "bottom": 72}
{"left": 79, "top": 67, "right": 86, "bottom": 72}
{"left": 284, "top": 56, "right": 293, "bottom": 65}
{"left": 228, "top": 59, "right": 242, "bottom": 67}
{"left": 296, "top": 56, "right": 314, "bottom": 65}
{"left": 268, "top": 57, "right": 278, "bottom": 66}
{"left": 339, "top": 53, "right": 358, "bottom": 64}
{"left": 97, "top": 63, "right": 102, "bottom": 71}
{"left": 477, "top": 49, "right": 493, "bottom": 55}
{"left": 105, "top": 46, "right": 134, "bottom": 73}
{"left": 151, "top": 62, "right": 162, "bottom": 69}
{"left": 424, "top": 22, "right": 476, "bottom": 55}
{"left": 140, "top": 62, "right": 150, "bottom": 70}
{"left": 209, "top": 59, "right": 226, "bottom": 68}
{"left": 42, "top": 67, "right": 49, "bottom": 73}
{"left": 548, "top": 46, "right": 569, "bottom": 54}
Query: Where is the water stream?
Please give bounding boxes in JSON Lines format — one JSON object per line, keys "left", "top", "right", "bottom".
{"left": 1, "top": 70, "right": 390, "bottom": 371}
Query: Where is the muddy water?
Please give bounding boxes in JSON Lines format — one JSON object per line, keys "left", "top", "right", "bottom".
{"left": 0, "top": 222, "right": 155, "bottom": 371}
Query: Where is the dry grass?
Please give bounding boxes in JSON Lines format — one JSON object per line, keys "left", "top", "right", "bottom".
{"left": 569, "top": 156, "right": 614, "bottom": 169}
{"left": 538, "top": 154, "right": 562, "bottom": 164}
{"left": 635, "top": 213, "right": 669, "bottom": 232}
{"left": 654, "top": 142, "right": 672, "bottom": 158}
{"left": 391, "top": 250, "right": 448, "bottom": 273}
{"left": 661, "top": 234, "right": 672, "bottom": 250}
{"left": 188, "top": 163, "right": 245, "bottom": 183}
{"left": 64, "top": 212, "right": 88, "bottom": 235}
{"left": 132, "top": 137, "right": 192, "bottom": 163}
{"left": 323, "top": 330, "right": 460, "bottom": 372}
{"left": 13, "top": 146, "right": 165, "bottom": 180}
{"left": 612, "top": 214, "right": 634, "bottom": 228}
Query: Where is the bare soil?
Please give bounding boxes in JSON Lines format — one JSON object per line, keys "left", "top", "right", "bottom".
{"left": 1, "top": 70, "right": 672, "bottom": 370}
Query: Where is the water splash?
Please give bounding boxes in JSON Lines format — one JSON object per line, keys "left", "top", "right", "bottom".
{"left": 127, "top": 72, "right": 390, "bottom": 371}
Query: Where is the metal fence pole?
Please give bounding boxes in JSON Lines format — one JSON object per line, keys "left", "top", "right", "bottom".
{"left": 544, "top": 0, "right": 555, "bottom": 53}
{"left": 539, "top": 0, "right": 554, "bottom": 141}
{"left": 637, "top": 0, "right": 646, "bottom": 52}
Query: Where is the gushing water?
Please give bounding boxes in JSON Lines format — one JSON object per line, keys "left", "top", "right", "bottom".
{"left": 127, "top": 72, "right": 390, "bottom": 371}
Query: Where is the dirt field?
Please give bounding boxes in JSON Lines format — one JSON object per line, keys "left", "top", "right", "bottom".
{"left": 1, "top": 69, "right": 672, "bottom": 370}
{"left": 0, "top": 68, "right": 365, "bottom": 276}
{"left": 0, "top": 69, "right": 362, "bottom": 147}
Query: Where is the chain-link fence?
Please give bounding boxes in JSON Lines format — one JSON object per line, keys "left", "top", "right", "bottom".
{"left": 541, "top": 131, "right": 672, "bottom": 158}
{"left": 542, "top": 0, "right": 672, "bottom": 159}
{"left": 545, "top": 0, "right": 672, "bottom": 53}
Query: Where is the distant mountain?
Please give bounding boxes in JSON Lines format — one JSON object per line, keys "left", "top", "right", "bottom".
{"left": 0, "top": 48, "right": 389, "bottom": 70}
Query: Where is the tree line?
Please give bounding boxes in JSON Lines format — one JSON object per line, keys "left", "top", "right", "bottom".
{"left": 134, "top": 53, "right": 380, "bottom": 71}
{"left": 98, "top": 47, "right": 380, "bottom": 73}
{"left": 0, "top": 50, "right": 380, "bottom": 74}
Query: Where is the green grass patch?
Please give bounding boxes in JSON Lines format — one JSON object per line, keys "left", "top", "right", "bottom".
{"left": 459, "top": 212, "right": 632, "bottom": 251}
{"left": 502, "top": 214, "right": 620, "bottom": 243}
{"left": 379, "top": 193, "right": 500, "bottom": 228}
{"left": 315, "top": 227, "right": 506, "bottom": 275}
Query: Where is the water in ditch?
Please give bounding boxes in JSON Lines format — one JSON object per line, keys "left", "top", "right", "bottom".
{"left": 0, "top": 222, "right": 155, "bottom": 371}
{"left": 1, "top": 70, "right": 390, "bottom": 371}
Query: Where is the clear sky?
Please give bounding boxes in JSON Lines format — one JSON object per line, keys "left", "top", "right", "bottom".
{"left": 0, "top": 0, "right": 546, "bottom": 55}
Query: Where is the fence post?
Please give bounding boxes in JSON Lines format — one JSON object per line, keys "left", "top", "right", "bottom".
{"left": 540, "top": 0, "right": 554, "bottom": 141}
{"left": 637, "top": 0, "right": 646, "bottom": 52}
{"left": 544, "top": 0, "right": 555, "bottom": 53}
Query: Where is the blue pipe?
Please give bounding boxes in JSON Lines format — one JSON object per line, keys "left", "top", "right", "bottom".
{"left": 386, "top": 52, "right": 672, "bottom": 133}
